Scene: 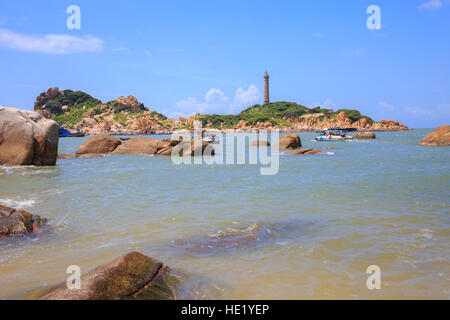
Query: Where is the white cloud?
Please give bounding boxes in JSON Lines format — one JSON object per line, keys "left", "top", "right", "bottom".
{"left": 0, "top": 28, "right": 103, "bottom": 54}
{"left": 379, "top": 101, "right": 393, "bottom": 110}
{"left": 171, "top": 85, "right": 261, "bottom": 118}
{"left": 419, "top": 0, "right": 443, "bottom": 10}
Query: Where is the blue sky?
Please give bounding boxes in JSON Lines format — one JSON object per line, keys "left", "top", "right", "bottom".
{"left": 0, "top": 0, "right": 449, "bottom": 128}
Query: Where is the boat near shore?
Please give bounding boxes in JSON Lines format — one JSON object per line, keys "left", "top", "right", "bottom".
{"left": 315, "top": 128, "right": 356, "bottom": 141}
{"left": 59, "top": 127, "right": 85, "bottom": 138}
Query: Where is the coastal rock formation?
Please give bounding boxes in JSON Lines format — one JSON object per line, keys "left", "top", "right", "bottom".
{"left": 156, "top": 138, "right": 215, "bottom": 157}
{"left": 353, "top": 132, "right": 376, "bottom": 139}
{"left": 0, "top": 205, "right": 47, "bottom": 236}
{"left": 418, "top": 125, "right": 450, "bottom": 146}
{"left": 112, "top": 136, "right": 160, "bottom": 155}
{"left": 40, "top": 252, "right": 179, "bottom": 300}
{"left": 284, "top": 148, "right": 325, "bottom": 155}
{"left": 275, "top": 134, "right": 302, "bottom": 150}
{"left": 247, "top": 140, "right": 270, "bottom": 147}
{"left": 76, "top": 135, "right": 122, "bottom": 155}
{"left": 0, "top": 107, "right": 59, "bottom": 166}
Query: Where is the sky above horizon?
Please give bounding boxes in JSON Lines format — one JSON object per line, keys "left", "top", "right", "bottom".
{"left": 1, "top": 0, "right": 449, "bottom": 128}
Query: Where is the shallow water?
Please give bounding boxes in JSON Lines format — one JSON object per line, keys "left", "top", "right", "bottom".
{"left": 1, "top": 129, "right": 449, "bottom": 299}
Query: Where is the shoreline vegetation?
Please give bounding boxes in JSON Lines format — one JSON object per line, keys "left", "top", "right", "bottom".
{"left": 32, "top": 87, "right": 410, "bottom": 135}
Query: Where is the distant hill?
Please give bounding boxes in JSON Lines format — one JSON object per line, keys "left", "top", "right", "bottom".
{"left": 32, "top": 88, "right": 408, "bottom": 133}
{"left": 196, "top": 101, "right": 374, "bottom": 128}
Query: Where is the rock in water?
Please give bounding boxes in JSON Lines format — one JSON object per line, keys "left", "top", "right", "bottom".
{"left": 0, "top": 107, "right": 59, "bottom": 166}
{"left": 76, "top": 134, "right": 122, "bottom": 155}
{"left": 247, "top": 140, "right": 270, "bottom": 147}
{"left": 284, "top": 148, "right": 325, "bottom": 155}
{"left": 112, "top": 136, "right": 160, "bottom": 155}
{"left": 40, "top": 252, "right": 179, "bottom": 300}
{"left": 0, "top": 205, "right": 46, "bottom": 236}
{"left": 353, "top": 132, "right": 376, "bottom": 139}
{"left": 418, "top": 125, "right": 450, "bottom": 146}
{"left": 274, "top": 134, "right": 302, "bottom": 150}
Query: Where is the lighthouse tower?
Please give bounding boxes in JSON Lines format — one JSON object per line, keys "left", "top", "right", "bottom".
{"left": 264, "top": 71, "right": 270, "bottom": 104}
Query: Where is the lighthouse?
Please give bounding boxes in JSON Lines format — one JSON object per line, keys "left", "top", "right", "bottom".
{"left": 264, "top": 71, "right": 270, "bottom": 104}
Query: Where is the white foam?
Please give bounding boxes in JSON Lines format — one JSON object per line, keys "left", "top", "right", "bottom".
{"left": 0, "top": 198, "right": 36, "bottom": 209}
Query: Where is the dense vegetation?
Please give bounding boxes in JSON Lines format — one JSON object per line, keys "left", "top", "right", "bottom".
{"left": 197, "top": 102, "right": 338, "bottom": 128}
{"left": 35, "top": 90, "right": 100, "bottom": 113}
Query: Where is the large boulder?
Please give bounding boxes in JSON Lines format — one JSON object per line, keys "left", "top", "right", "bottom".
{"left": 284, "top": 148, "right": 325, "bottom": 155}
{"left": 0, "top": 205, "right": 46, "bottom": 236}
{"left": 112, "top": 136, "right": 161, "bottom": 155}
{"left": 0, "top": 107, "right": 59, "bottom": 166}
{"left": 156, "top": 138, "right": 215, "bottom": 157}
{"left": 76, "top": 135, "right": 122, "bottom": 155}
{"left": 274, "top": 134, "right": 302, "bottom": 150}
{"left": 40, "top": 252, "right": 179, "bottom": 300}
{"left": 353, "top": 132, "right": 376, "bottom": 139}
{"left": 418, "top": 125, "right": 450, "bottom": 146}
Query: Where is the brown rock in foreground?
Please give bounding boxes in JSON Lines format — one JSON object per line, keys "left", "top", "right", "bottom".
{"left": 40, "top": 252, "right": 179, "bottom": 300}
{"left": 0, "top": 107, "right": 59, "bottom": 166}
{"left": 76, "top": 135, "right": 122, "bottom": 155}
{"left": 0, "top": 205, "right": 46, "bottom": 236}
{"left": 274, "top": 134, "right": 302, "bottom": 150}
{"left": 418, "top": 125, "right": 450, "bottom": 146}
{"left": 353, "top": 132, "right": 376, "bottom": 139}
{"left": 284, "top": 148, "right": 326, "bottom": 155}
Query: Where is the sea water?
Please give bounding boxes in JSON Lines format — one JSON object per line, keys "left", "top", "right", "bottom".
{"left": 0, "top": 129, "right": 449, "bottom": 299}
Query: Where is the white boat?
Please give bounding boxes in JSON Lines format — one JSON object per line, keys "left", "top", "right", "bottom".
{"left": 315, "top": 128, "right": 355, "bottom": 141}
{"left": 202, "top": 134, "right": 219, "bottom": 144}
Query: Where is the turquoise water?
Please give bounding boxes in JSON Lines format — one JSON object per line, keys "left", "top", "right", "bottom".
{"left": 0, "top": 129, "right": 449, "bottom": 299}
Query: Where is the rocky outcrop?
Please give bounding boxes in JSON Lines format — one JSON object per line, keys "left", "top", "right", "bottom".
{"left": 0, "top": 205, "right": 46, "bottom": 236}
{"left": 112, "top": 136, "right": 160, "bottom": 155}
{"left": 0, "top": 107, "right": 59, "bottom": 166}
{"left": 247, "top": 140, "right": 270, "bottom": 147}
{"left": 76, "top": 135, "right": 122, "bottom": 155}
{"left": 284, "top": 148, "right": 325, "bottom": 155}
{"left": 156, "top": 138, "right": 215, "bottom": 157}
{"left": 353, "top": 132, "right": 376, "bottom": 139}
{"left": 40, "top": 252, "right": 179, "bottom": 300}
{"left": 418, "top": 125, "right": 450, "bottom": 146}
{"left": 274, "top": 134, "right": 302, "bottom": 150}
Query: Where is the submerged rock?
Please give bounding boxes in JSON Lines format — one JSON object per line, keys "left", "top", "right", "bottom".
{"left": 169, "top": 221, "right": 304, "bottom": 254}
{"left": 40, "top": 252, "right": 179, "bottom": 300}
{"left": 76, "top": 135, "right": 122, "bottom": 155}
{"left": 353, "top": 132, "right": 376, "bottom": 139}
{"left": 284, "top": 148, "right": 325, "bottom": 155}
{"left": 0, "top": 205, "right": 47, "bottom": 236}
{"left": 0, "top": 107, "right": 59, "bottom": 166}
{"left": 274, "top": 134, "right": 302, "bottom": 150}
{"left": 57, "top": 153, "right": 77, "bottom": 159}
{"left": 418, "top": 125, "right": 450, "bottom": 146}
